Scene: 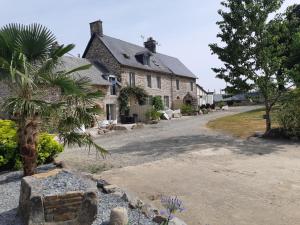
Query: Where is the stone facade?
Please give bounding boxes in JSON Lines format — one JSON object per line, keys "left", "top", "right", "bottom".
{"left": 121, "top": 67, "right": 196, "bottom": 109}
{"left": 93, "top": 84, "right": 119, "bottom": 122}
{"left": 84, "top": 37, "right": 121, "bottom": 76}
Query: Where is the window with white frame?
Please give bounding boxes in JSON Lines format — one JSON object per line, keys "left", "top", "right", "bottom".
{"left": 129, "top": 72, "right": 135, "bottom": 86}
{"left": 147, "top": 75, "right": 152, "bottom": 88}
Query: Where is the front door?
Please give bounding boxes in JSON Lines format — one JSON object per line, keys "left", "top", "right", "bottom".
{"left": 106, "top": 104, "right": 116, "bottom": 121}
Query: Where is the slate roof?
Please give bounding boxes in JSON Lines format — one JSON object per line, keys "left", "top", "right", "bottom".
{"left": 196, "top": 84, "right": 208, "bottom": 94}
{"left": 223, "top": 94, "right": 247, "bottom": 102}
{"left": 56, "top": 56, "right": 110, "bottom": 86}
{"left": 213, "top": 94, "right": 224, "bottom": 102}
{"left": 84, "top": 34, "right": 197, "bottom": 79}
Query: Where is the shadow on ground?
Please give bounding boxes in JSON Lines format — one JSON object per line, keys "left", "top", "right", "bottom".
{"left": 109, "top": 134, "right": 296, "bottom": 158}
{"left": 0, "top": 208, "right": 23, "bottom": 225}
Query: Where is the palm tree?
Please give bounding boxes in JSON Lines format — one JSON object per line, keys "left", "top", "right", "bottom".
{"left": 0, "top": 24, "right": 107, "bottom": 176}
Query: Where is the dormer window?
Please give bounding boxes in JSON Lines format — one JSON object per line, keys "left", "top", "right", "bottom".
{"left": 143, "top": 54, "right": 150, "bottom": 66}
{"left": 135, "top": 51, "right": 152, "bottom": 66}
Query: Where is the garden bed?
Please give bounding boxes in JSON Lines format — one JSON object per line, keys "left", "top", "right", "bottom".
{"left": 0, "top": 164, "right": 156, "bottom": 225}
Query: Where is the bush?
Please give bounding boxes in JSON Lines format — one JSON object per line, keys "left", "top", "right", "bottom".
{"left": 0, "top": 120, "right": 64, "bottom": 171}
{"left": 146, "top": 108, "right": 162, "bottom": 121}
{"left": 0, "top": 120, "right": 18, "bottom": 170}
{"left": 152, "top": 96, "right": 164, "bottom": 111}
{"left": 277, "top": 89, "right": 300, "bottom": 138}
{"left": 181, "top": 104, "right": 194, "bottom": 115}
{"left": 37, "top": 133, "right": 64, "bottom": 165}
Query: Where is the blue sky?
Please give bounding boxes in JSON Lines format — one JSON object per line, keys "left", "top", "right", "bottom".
{"left": 0, "top": 0, "right": 298, "bottom": 91}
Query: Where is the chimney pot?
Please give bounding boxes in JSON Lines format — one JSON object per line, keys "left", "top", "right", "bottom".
{"left": 90, "top": 20, "right": 103, "bottom": 37}
{"left": 144, "top": 37, "right": 157, "bottom": 53}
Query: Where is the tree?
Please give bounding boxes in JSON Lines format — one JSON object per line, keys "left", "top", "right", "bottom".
{"left": 209, "top": 0, "right": 288, "bottom": 134}
{"left": 0, "top": 24, "right": 107, "bottom": 176}
{"left": 284, "top": 4, "right": 300, "bottom": 87}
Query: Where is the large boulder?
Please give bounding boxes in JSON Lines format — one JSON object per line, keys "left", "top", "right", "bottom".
{"left": 109, "top": 207, "right": 128, "bottom": 225}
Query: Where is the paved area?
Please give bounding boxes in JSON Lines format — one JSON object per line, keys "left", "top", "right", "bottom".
{"left": 58, "top": 106, "right": 300, "bottom": 225}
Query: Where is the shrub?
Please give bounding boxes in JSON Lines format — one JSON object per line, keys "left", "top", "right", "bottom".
{"left": 180, "top": 104, "right": 194, "bottom": 115}
{"left": 277, "top": 89, "right": 300, "bottom": 138}
{"left": 0, "top": 120, "right": 18, "bottom": 170}
{"left": 0, "top": 120, "right": 64, "bottom": 171}
{"left": 146, "top": 109, "right": 162, "bottom": 121}
{"left": 152, "top": 96, "right": 164, "bottom": 111}
{"left": 37, "top": 133, "right": 64, "bottom": 165}
{"left": 216, "top": 101, "right": 226, "bottom": 108}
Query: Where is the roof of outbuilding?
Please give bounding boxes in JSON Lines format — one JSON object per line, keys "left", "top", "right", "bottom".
{"left": 85, "top": 34, "right": 197, "bottom": 79}
{"left": 56, "top": 56, "right": 110, "bottom": 86}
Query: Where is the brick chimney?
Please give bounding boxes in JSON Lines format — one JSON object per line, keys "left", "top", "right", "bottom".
{"left": 144, "top": 37, "right": 157, "bottom": 53}
{"left": 90, "top": 20, "right": 103, "bottom": 37}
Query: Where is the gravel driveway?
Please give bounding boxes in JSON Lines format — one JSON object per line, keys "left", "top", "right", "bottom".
{"left": 58, "top": 106, "right": 300, "bottom": 225}
{"left": 58, "top": 106, "right": 261, "bottom": 171}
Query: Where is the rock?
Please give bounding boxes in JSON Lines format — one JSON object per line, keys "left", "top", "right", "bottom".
{"left": 152, "top": 215, "right": 167, "bottom": 224}
{"left": 165, "top": 109, "right": 173, "bottom": 119}
{"left": 96, "top": 179, "right": 110, "bottom": 189}
{"left": 173, "top": 112, "right": 182, "bottom": 118}
{"left": 103, "top": 184, "right": 119, "bottom": 193}
{"left": 169, "top": 217, "right": 188, "bottom": 225}
{"left": 98, "top": 129, "right": 104, "bottom": 135}
{"left": 113, "top": 125, "right": 127, "bottom": 131}
{"left": 112, "top": 191, "right": 124, "bottom": 198}
{"left": 141, "top": 203, "right": 155, "bottom": 218}
{"left": 121, "top": 191, "right": 143, "bottom": 208}
{"left": 132, "top": 124, "right": 144, "bottom": 129}
{"left": 103, "top": 129, "right": 110, "bottom": 133}
{"left": 109, "top": 207, "right": 128, "bottom": 225}
{"left": 222, "top": 105, "right": 229, "bottom": 110}
{"left": 53, "top": 160, "right": 68, "bottom": 169}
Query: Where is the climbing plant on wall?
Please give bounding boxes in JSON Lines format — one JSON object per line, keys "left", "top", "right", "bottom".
{"left": 118, "top": 86, "right": 148, "bottom": 115}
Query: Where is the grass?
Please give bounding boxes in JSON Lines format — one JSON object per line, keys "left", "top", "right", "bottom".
{"left": 207, "top": 108, "right": 279, "bottom": 138}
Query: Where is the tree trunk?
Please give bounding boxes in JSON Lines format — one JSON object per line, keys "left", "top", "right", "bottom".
{"left": 18, "top": 117, "right": 39, "bottom": 176}
{"left": 264, "top": 104, "right": 272, "bottom": 135}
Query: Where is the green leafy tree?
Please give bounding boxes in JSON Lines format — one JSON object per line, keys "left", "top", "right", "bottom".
{"left": 209, "top": 0, "right": 288, "bottom": 134}
{"left": 283, "top": 4, "right": 300, "bottom": 86}
{"left": 0, "top": 24, "right": 107, "bottom": 176}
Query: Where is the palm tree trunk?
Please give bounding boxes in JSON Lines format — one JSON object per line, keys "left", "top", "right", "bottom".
{"left": 19, "top": 117, "right": 39, "bottom": 176}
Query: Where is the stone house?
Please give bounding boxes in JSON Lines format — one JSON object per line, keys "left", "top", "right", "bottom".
{"left": 82, "top": 20, "right": 198, "bottom": 119}
{"left": 56, "top": 56, "right": 118, "bottom": 123}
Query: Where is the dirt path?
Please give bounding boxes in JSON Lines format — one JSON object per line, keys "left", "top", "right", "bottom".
{"left": 58, "top": 106, "right": 300, "bottom": 225}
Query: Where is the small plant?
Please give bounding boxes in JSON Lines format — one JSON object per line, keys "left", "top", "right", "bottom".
{"left": 180, "top": 104, "right": 194, "bottom": 115}
{"left": 160, "top": 196, "right": 185, "bottom": 225}
{"left": 152, "top": 96, "right": 164, "bottom": 111}
{"left": 146, "top": 108, "right": 162, "bottom": 121}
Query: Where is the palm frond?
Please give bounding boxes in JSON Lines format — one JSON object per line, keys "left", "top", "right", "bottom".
{"left": 60, "top": 131, "right": 108, "bottom": 158}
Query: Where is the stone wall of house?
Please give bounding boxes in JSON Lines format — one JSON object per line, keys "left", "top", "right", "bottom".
{"left": 120, "top": 67, "right": 172, "bottom": 99}
{"left": 120, "top": 67, "right": 197, "bottom": 109}
{"left": 84, "top": 38, "right": 121, "bottom": 76}
{"left": 172, "top": 76, "right": 197, "bottom": 102}
{"left": 93, "top": 85, "right": 119, "bottom": 122}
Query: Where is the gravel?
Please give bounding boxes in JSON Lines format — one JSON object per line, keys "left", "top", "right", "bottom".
{"left": 32, "top": 170, "right": 91, "bottom": 196}
{"left": 0, "top": 165, "right": 156, "bottom": 225}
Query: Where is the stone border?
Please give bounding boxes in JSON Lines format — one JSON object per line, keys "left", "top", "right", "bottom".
{"left": 81, "top": 172, "right": 188, "bottom": 225}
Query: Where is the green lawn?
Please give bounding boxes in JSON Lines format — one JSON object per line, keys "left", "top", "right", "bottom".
{"left": 207, "top": 108, "right": 279, "bottom": 138}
